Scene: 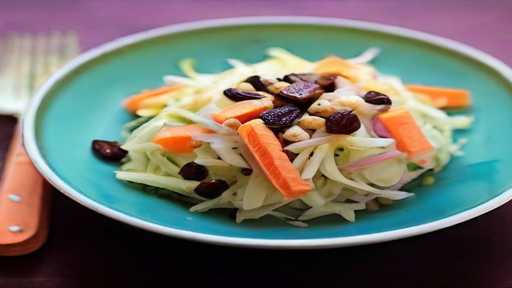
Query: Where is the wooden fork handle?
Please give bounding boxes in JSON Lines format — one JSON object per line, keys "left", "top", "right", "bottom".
{"left": 0, "top": 123, "right": 49, "bottom": 256}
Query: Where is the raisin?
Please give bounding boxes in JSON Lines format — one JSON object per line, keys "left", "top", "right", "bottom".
{"left": 363, "top": 91, "right": 392, "bottom": 105}
{"left": 272, "top": 95, "right": 290, "bottom": 107}
{"left": 325, "top": 111, "right": 361, "bottom": 134}
{"left": 316, "top": 74, "right": 337, "bottom": 92}
{"left": 179, "top": 162, "right": 209, "bottom": 181}
{"left": 283, "top": 73, "right": 337, "bottom": 92}
{"left": 194, "top": 179, "right": 229, "bottom": 199}
{"left": 279, "top": 81, "right": 324, "bottom": 104}
{"left": 282, "top": 73, "right": 320, "bottom": 84}
{"left": 244, "top": 75, "right": 269, "bottom": 92}
{"left": 260, "top": 105, "right": 303, "bottom": 129}
{"left": 240, "top": 168, "right": 253, "bottom": 176}
{"left": 92, "top": 140, "right": 127, "bottom": 162}
{"left": 223, "top": 88, "right": 264, "bottom": 102}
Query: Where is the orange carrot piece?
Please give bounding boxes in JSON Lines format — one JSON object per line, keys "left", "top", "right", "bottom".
{"left": 377, "top": 108, "right": 433, "bottom": 159}
{"left": 212, "top": 100, "right": 272, "bottom": 124}
{"left": 407, "top": 84, "right": 471, "bottom": 108}
{"left": 314, "top": 56, "right": 361, "bottom": 82}
{"left": 123, "top": 85, "right": 181, "bottom": 113}
{"left": 238, "top": 119, "right": 312, "bottom": 199}
{"left": 153, "top": 124, "right": 213, "bottom": 154}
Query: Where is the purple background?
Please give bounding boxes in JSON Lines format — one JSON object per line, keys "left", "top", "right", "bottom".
{"left": 1, "top": 1, "right": 512, "bottom": 287}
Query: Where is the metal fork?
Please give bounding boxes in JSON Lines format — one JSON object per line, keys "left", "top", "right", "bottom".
{"left": 0, "top": 32, "right": 79, "bottom": 256}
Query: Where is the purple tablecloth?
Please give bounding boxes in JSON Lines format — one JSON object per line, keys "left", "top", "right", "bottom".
{"left": 1, "top": 1, "right": 512, "bottom": 287}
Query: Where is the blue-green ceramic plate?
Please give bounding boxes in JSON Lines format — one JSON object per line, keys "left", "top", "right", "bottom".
{"left": 23, "top": 17, "right": 512, "bottom": 249}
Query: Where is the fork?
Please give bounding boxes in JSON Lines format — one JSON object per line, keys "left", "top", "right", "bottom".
{"left": 0, "top": 32, "right": 79, "bottom": 256}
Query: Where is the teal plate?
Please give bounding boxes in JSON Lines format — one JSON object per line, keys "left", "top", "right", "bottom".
{"left": 23, "top": 17, "right": 512, "bottom": 249}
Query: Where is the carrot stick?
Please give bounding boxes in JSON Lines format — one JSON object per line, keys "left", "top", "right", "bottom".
{"left": 238, "top": 119, "right": 312, "bottom": 199}
{"left": 407, "top": 84, "right": 471, "bottom": 108}
{"left": 212, "top": 100, "right": 272, "bottom": 124}
{"left": 123, "top": 85, "right": 182, "bottom": 113}
{"left": 377, "top": 108, "right": 433, "bottom": 159}
{"left": 153, "top": 124, "right": 212, "bottom": 154}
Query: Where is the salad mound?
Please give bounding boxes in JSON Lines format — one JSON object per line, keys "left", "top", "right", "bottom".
{"left": 92, "top": 48, "right": 473, "bottom": 226}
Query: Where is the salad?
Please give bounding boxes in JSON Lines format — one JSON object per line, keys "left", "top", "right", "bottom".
{"left": 92, "top": 48, "right": 473, "bottom": 226}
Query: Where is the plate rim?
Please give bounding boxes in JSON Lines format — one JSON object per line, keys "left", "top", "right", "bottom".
{"left": 23, "top": 16, "right": 512, "bottom": 249}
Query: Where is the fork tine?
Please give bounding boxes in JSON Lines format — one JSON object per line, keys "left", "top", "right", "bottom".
{"left": 50, "top": 31, "right": 78, "bottom": 71}
{"left": 46, "top": 31, "right": 61, "bottom": 75}
{"left": 16, "top": 34, "right": 33, "bottom": 102}
{"left": 0, "top": 35, "right": 27, "bottom": 115}
{"left": 31, "top": 34, "right": 49, "bottom": 91}
{"left": 62, "top": 31, "right": 79, "bottom": 62}
{"left": 0, "top": 38, "right": 7, "bottom": 70}
{"left": 3, "top": 36, "right": 21, "bottom": 97}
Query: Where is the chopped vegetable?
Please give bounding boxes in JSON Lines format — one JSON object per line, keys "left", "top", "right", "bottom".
{"left": 116, "top": 171, "right": 199, "bottom": 197}
{"left": 212, "top": 99, "right": 273, "bottom": 124}
{"left": 407, "top": 84, "right": 471, "bottom": 108}
{"left": 301, "top": 144, "right": 329, "bottom": 179}
{"left": 153, "top": 124, "right": 213, "bottom": 153}
{"left": 342, "top": 150, "right": 403, "bottom": 173}
{"left": 361, "top": 157, "right": 406, "bottom": 187}
{"left": 377, "top": 108, "right": 434, "bottom": 159}
{"left": 238, "top": 119, "right": 312, "bottom": 199}
{"left": 123, "top": 85, "right": 182, "bottom": 113}
{"left": 242, "top": 166, "right": 275, "bottom": 210}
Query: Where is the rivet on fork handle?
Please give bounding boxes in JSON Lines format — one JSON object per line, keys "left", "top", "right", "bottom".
{"left": 0, "top": 124, "right": 48, "bottom": 256}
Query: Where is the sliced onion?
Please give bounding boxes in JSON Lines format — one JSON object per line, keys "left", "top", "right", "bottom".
{"left": 342, "top": 150, "right": 404, "bottom": 173}
{"left": 360, "top": 117, "right": 375, "bottom": 137}
{"left": 372, "top": 116, "right": 391, "bottom": 138}
{"left": 192, "top": 133, "right": 241, "bottom": 145}
{"left": 311, "top": 129, "right": 329, "bottom": 138}
{"left": 337, "top": 86, "right": 360, "bottom": 95}
{"left": 164, "top": 107, "right": 233, "bottom": 134}
{"left": 340, "top": 136, "right": 395, "bottom": 149}
{"left": 348, "top": 193, "right": 377, "bottom": 203}
{"left": 361, "top": 158, "right": 406, "bottom": 187}
{"left": 301, "top": 144, "right": 329, "bottom": 179}
{"left": 210, "top": 142, "right": 248, "bottom": 168}
{"left": 285, "top": 134, "right": 394, "bottom": 153}
{"left": 197, "top": 103, "right": 221, "bottom": 118}
{"left": 348, "top": 47, "right": 381, "bottom": 64}
{"left": 243, "top": 167, "right": 273, "bottom": 210}
{"left": 293, "top": 147, "right": 315, "bottom": 171}
{"left": 299, "top": 202, "right": 365, "bottom": 222}
{"left": 227, "top": 58, "right": 253, "bottom": 75}
{"left": 284, "top": 136, "right": 340, "bottom": 153}
{"left": 163, "top": 75, "right": 202, "bottom": 87}
{"left": 194, "top": 158, "right": 231, "bottom": 167}
{"left": 319, "top": 145, "right": 412, "bottom": 200}
{"left": 389, "top": 168, "right": 429, "bottom": 190}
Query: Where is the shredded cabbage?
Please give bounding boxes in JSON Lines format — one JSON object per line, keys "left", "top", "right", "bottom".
{"left": 116, "top": 171, "right": 199, "bottom": 197}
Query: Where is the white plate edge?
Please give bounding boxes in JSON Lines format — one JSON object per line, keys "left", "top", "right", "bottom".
{"left": 22, "top": 16, "right": 512, "bottom": 249}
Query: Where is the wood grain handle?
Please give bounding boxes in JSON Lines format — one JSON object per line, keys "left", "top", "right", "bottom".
{"left": 0, "top": 123, "right": 48, "bottom": 255}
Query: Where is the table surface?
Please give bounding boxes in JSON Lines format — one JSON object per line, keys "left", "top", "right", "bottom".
{"left": 1, "top": 1, "right": 512, "bottom": 287}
